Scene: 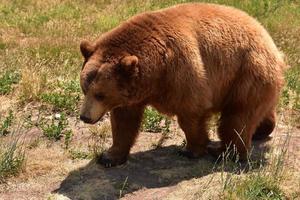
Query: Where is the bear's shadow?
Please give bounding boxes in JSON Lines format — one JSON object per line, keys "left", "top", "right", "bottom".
{"left": 53, "top": 139, "right": 271, "bottom": 200}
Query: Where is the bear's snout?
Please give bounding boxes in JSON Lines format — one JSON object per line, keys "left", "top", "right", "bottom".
{"left": 80, "top": 115, "right": 93, "bottom": 124}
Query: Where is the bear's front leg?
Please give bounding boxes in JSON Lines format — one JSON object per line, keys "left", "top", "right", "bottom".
{"left": 98, "top": 104, "right": 145, "bottom": 167}
{"left": 177, "top": 113, "right": 210, "bottom": 158}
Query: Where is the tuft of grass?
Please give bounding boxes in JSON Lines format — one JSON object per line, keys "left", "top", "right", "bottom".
{"left": 224, "top": 174, "right": 286, "bottom": 200}
{"left": 0, "top": 70, "right": 20, "bottom": 95}
{"left": 0, "top": 137, "right": 25, "bottom": 183}
{"left": 142, "top": 107, "right": 171, "bottom": 133}
{"left": 0, "top": 110, "right": 14, "bottom": 136}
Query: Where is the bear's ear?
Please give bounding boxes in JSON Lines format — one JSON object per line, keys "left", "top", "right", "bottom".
{"left": 120, "top": 55, "right": 139, "bottom": 74}
{"left": 80, "top": 40, "right": 95, "bottom": 60}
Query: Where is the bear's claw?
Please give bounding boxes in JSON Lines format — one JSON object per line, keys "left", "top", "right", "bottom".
{"left": 97, "top": 152, "right": 127, "bottom": 168}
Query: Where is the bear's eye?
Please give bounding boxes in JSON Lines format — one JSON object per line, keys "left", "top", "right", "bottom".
{"left": 95, "top": 93, "right": 105, "bottom": 101}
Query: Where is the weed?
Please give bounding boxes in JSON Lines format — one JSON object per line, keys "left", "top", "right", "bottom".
{"left": 0, "top": 110, "right": 14, "bottom": 136}
{"left": 0, "top": 70, "right": 20, "bottom": 95}
{"left": 142, "top": 107, "right": 171, "bottom": 133}
{"left": 40, "top": 113, "right": 72, "bottom": 142}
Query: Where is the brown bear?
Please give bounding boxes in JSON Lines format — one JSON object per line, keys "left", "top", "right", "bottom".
{"left": 79, "top": 3, "right": 286, "bottom": 167}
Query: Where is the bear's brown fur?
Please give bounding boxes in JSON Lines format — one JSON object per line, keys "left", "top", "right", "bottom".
{"left": 79, "top": 3, "right": 286, "bottom": 167}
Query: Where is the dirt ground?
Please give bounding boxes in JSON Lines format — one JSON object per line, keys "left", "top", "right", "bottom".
{"left": 0, "top": 109, "right": 299, "bottom": 200}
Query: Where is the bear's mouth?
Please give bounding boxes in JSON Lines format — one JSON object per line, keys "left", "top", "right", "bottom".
{"left": 90, "top": 113, "right": 106, "bottom": 124}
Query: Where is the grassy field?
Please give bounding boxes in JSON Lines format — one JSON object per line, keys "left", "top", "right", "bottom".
{"left": 0, "top": 0, "right": 299, "bottom": 199}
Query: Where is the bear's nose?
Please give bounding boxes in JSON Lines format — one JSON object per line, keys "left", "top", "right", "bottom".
{"left": 80, "top": 115, "right": 92, "bottom": 124}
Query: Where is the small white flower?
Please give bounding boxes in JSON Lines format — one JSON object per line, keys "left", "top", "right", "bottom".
{"left": 55, "top": 113, "right": 61, "bottom": 119}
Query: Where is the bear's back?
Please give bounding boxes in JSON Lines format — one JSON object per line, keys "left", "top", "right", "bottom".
{"left": 150, "top": 3, "right": 284, "bottom": 72}
{"left": 149, "top": 3, "right": 279, "bottom": 53}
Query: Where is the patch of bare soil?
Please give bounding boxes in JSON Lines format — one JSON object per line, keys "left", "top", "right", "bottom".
{"left": 0, "top": 117, "right": 299, "bottom": 200}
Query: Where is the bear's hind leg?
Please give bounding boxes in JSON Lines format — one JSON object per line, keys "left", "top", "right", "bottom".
{"left": 177, "top": 113, "right": 210, "bottom": 158}
{"left": 98, "top": 104, "right": 145, "bottom": 167}
{"left": 216, "top": 109, "right": 260, "bottom": 160}
{"left": 215, "top": 89, "right": 276, "bottom": 160}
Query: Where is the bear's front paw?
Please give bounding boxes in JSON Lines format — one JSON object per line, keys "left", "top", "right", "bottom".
{"left": 206, "top": 142, "right": 225, "bottom": 158}
{"left": 97, "top": 151, "right": 127, "bottom": 168}
{"left": 177, "top": 148, "right": 204, "bottom": 159}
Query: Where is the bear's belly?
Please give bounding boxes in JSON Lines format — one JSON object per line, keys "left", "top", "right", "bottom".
{"left": 150, "top": 102, "right": 177, "bottom": 117}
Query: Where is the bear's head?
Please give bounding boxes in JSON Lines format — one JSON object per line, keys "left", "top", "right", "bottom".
{"left": 79, "top": 40, "right": 139, "bottom": 124}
